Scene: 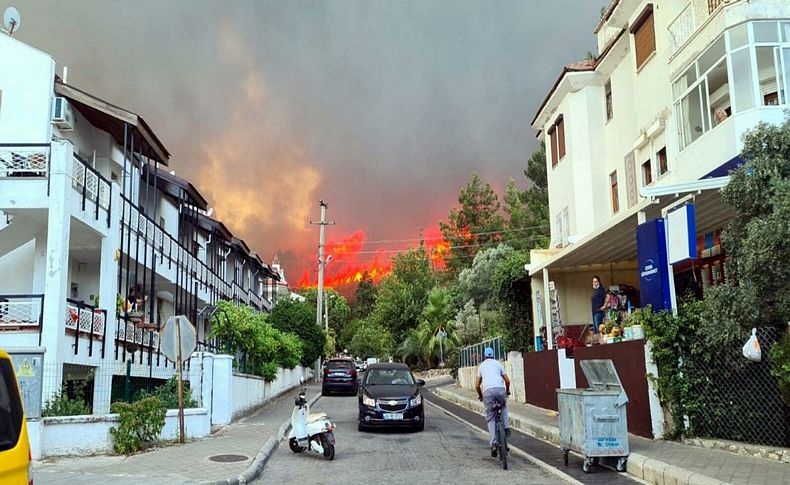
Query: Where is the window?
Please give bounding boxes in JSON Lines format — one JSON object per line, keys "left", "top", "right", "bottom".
{"left": 641, "top": 160, "right": 653, "bottom": 186}
{"left": 547, "top": 116, "right": 566, "bottom": 167}
{"left": 657, "top": 147, "right": 668, "bottom": 176}
{"left": 604, "top": 80, "right": 613, "bottom": 121}
{"left": 631, "top": 5, "right": 656, "bottom": 69}
{"left": 610, "top": 171, "right": 619, "bottom": 214}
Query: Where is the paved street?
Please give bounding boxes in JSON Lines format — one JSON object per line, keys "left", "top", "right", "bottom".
{"left": 33, "top": 385, "right": 321, "bottom": 485}
{"left": 256, "top": 393, "right": 568, "bottom": 484}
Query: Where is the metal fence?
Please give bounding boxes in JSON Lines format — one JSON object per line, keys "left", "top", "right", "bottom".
{"left": 38, "top": 361, "right": 196, "bottom": 416}
{"left": 459, "top": 336, "right": 507, "bottom": 368}
{"left": 684, "top": 326, "right": 789, "bottom": 447}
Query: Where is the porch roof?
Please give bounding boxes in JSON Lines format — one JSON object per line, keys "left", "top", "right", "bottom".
{"left": 529, "top": 177, "right": 733, "bottom": 276}
{"left": 55, "top": 80, "right": 170, "bottom": 165}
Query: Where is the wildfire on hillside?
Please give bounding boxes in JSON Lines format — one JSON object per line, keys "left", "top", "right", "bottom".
{"left": 298, "top": 227, "right": 449, "bottom": 291}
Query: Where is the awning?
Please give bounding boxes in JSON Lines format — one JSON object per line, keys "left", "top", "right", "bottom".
{"left": 55, "top": 81, "right": 170, "bottom": 164}
{"left": 529, "top": 176, "right": 733, "bottom": 276}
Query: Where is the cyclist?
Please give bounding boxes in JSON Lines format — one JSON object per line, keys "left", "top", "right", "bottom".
{"left": 475, "top": 347, "right": 511, "bottom": 456}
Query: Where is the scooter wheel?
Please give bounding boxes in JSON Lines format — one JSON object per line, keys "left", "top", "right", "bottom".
{"left": 288, "top": 437, "right": 303, "bottom": 453}
{"left": 322, "top": 435, "right": 335, "bottom": 460}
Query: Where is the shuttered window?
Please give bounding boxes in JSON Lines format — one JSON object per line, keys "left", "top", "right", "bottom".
{"left": 556, "top": 116, "right": 566, "bottom": 159}
{"left": 631, "top": 5, "right": 655, "bottom": 69}
{"left": 610, "top": 171, "right": 620, "bottom": 214}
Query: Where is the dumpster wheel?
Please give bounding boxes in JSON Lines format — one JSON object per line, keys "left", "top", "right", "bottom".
{"left": 582, "top": 458, "right": 593, "bottom": 473}
{"left": 561, "top": 448, "right": 569, "bottom": 466}
{"left": 616, "top": 457, "right": 627, "bottom": 472}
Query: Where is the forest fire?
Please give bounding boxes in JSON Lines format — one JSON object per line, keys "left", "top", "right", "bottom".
{"left": 298, "top": 226, "right": 449, "bottom": 290}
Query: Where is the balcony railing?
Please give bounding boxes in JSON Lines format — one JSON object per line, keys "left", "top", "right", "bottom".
{"left": 0, "top": 144, "right": 50, "bottom": 178}
{"left": 708, "top": 0, "right": 725, "bottom": 14}
{"left": 116, "top": 320, "right": 159, "bottom": 349}
{"left": 71, "top": 154, "right": 112, "bottom": 227}
{"left": 668, "top": 3, "right": 696, "bottom": 54}
{"left": 0, "top": 294, "right": 44, "bottom": 344}
{"left": 65, "top": 298, "right": 108, "bottom": 358}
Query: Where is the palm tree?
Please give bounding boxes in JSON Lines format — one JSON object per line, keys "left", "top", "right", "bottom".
{"left": 415, "top": 287, "right": 460, "bottom": 367}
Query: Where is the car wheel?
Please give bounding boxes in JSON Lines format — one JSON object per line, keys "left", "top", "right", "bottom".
{"left": 357, "top": 422, "right": 366, "bottom": 432}
{"left": 321, "top": 387, "right": 328, "bottom": 396}
{"left": 415, "top": 421, "right": 424, "bottom": 432}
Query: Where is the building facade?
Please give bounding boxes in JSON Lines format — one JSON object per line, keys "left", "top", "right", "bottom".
{"left": 529, "top": 0, "right": 790, "bottom": 346}
{"left": 0, "top": 34, "right": 282, "bottom": 413}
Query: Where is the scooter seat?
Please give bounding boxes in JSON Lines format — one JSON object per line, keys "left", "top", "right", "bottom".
{"left": 307, "top": 412, "right": 327, "bottom": 423}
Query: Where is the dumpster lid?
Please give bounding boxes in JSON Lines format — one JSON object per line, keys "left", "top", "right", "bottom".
{"left": 580, "top": 359, "right": 628, "bottom": 406}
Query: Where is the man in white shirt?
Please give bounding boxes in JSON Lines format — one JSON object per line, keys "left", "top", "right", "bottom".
{"left": 475, "top": 347, "right": 511, "bottom": 456}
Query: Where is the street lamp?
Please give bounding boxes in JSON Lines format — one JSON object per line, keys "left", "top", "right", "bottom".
{"left": 323, "top": 255, "right": 333, "bottom": 332}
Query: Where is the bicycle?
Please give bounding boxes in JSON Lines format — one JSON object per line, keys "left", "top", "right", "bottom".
{"left": 492, "top": 401, "right": 508, "bottom": 470}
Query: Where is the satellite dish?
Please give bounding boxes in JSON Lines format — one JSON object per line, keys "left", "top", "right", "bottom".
{"left": 3, "top": 7, "right": 20, "bottom": 35}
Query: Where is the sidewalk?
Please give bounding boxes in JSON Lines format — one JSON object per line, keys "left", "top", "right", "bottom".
{"left": 33, "top": 383, "right": 319, "bottom": 485}
{"left": 433, "top": 382, "right": 789, "bottom": 485}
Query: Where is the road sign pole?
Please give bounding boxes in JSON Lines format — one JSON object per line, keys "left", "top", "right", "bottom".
{"left": 176, "top": 317, "right": 185, "bottom": 444}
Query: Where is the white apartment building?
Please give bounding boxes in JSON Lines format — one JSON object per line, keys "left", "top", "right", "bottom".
{"left": 528, "top": 0, "right": 790, "bottom": 345}
{"left": 0, "top": 33, "right": 282, "bottom": 413}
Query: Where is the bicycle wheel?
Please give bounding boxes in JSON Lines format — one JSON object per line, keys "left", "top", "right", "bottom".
{"left": 497, "top": 419, "right": 508, "bottom": 470}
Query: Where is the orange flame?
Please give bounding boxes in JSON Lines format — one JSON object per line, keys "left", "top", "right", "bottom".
{"left": 298, "top": 227, "right": 449, "bottom": 290}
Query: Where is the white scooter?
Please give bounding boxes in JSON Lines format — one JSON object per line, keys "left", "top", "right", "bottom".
{"left": 288, "top": 377, "right": 336, "bottom": 460}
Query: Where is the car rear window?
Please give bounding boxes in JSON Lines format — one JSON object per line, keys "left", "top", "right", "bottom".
{"left": 0, "top": 358, "right": 23, "bottom": 452}
{"left": 326, "top": 360, "right": 354, "bottom": 370}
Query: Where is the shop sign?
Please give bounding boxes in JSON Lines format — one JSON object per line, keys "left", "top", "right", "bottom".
{"left": 636, "top": 219, "right": 672, "bottom": 311}
{"left": 666, "top": 204, "right": 697, "bottom": 264}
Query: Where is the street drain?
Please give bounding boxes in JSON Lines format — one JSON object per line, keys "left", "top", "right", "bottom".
{"left": 209, "top": 454, "right": 249, "bottom": 463}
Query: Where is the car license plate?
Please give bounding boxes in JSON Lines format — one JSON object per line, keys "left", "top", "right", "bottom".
{"left": 383, "top": 413, "right": 403, "bottom": 420}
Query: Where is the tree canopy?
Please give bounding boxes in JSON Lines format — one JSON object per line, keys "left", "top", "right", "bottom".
{"left": 270, "top": 297, "right": 326, "bottom": 366}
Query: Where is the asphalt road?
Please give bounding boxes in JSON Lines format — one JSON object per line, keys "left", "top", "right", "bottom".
{"left": 256, "top": 393, "right": 569, "bottom": 484}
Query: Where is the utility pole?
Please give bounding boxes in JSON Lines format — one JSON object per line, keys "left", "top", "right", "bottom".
{"left": 311, "top": 200, "right": 334, "bottom": 329}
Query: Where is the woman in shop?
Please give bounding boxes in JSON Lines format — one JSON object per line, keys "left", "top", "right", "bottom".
{"left": 591, "top": 276, "right": 610, "bottom": 344}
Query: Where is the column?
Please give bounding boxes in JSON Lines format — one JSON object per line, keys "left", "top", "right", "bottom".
{"left": 211, "top": 354, "right": 233, "bottom": 425}
{"left": 40, "top": 141, "right": 73, "bottom": 403}
{"left": 98, "top": 182, "right": 121, "bottom": 358}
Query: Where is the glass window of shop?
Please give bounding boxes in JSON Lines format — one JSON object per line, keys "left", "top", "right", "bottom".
{"left": 672, "top": 21, "right": 790, "bottom": 151}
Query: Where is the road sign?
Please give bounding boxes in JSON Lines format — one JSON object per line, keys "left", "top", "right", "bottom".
{"left": 160, "top": 315, "right": 196, "bottom": 363}
{"left": 160, "top": 315, "right": 196, "bottom": 444}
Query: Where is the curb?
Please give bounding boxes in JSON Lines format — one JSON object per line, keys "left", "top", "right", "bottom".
{"left": 433, "top": 385, "right": 732, "bottom": 485}
{"left": 211, "top": 388, "right": 322, "bottom": 485}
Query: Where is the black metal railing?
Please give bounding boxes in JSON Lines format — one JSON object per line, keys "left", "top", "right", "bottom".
{"left": 0, "top": 294, "right": 44, "bottom": 345}
{"left": 71, "top": 153, "right": 112, "bottom": 227}
{"left": 65, "top": 298, "right": 108, "bottom": 358}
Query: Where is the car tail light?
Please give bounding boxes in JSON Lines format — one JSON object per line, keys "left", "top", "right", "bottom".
{"left": 323, "top": 368, "right": 329, "bottom": 376}
{"left": 350, "top": 369, "right": 357, "bottom": 378}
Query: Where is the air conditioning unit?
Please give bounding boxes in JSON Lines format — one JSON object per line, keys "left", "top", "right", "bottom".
{"left": 51, "top": 97, "right": 74, "bottom": 130}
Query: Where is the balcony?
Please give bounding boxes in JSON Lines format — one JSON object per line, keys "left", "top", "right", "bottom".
{"left": 0, "top": 144, "right": 49, "bottom": 178}
{"left": 0, "top": 295, "right": 44, "bottom": 345}
{"left": 668, "top": 3, "right": 697, "bottom": 54}
{"left": 64, "top": 299, "right": 107, "bottom": 358}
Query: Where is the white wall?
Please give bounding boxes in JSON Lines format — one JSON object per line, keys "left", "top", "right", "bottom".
{"left": 27, "top": 408, "right": 210, "bottom": 459}
{"left": 0, "top": 35, "right": 54, "bottom": 143}
{"left": 231, "top": 365, "right": 312, "bottom": 420}
{"left": 0, "top": 239, "right": 35, "bottom": 293}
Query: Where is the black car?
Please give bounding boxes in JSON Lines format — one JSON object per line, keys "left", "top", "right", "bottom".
{"left": 358, "top": 363, "right": 425, "bottom": 431}
{"left": 322, "top": 358, "right": 358, "bottom": 396}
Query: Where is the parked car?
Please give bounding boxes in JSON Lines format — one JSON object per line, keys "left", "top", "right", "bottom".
{"left": 0, "top": 348, "right": 32, "bottom": 485}
{"left": 322, "top": 358, "right": 358, "bottom": 396}
{"left": 358, "top": 362, "right": 425, "bottom": 431}
{"left": 354, "top": 361, "right": 367, "bottom": 373}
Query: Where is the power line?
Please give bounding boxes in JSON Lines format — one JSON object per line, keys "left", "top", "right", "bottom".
{"left": 356, "top": 224, "right": 549, "bottom": 245}
{"left": 348, "top": 234, "right": 548, "bottom": 255}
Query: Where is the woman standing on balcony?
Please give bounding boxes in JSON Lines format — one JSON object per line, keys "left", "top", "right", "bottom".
{"left": 591, "top": 276, "right": 609, "bottom": 344}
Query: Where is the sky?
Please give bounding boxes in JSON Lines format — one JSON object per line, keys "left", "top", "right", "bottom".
{"left": 15, "top": 0, "right": 608, "bottom": 288}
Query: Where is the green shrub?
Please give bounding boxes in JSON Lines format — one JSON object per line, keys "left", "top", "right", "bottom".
{"left": 110, "top": 397, "right": 166, "bottom": 454}
{"left": 42, "top": 383, "right": 91, "bottom": 417}
{"left": 134, "top": 377, "right": 197, "bottom": 409}
{"left": 769, "top": 336, "right": 790, "bottom": 406}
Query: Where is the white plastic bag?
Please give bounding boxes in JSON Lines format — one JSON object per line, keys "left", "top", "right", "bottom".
{"left": 742, "top": 328, "right": 761, "bottom": 362}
